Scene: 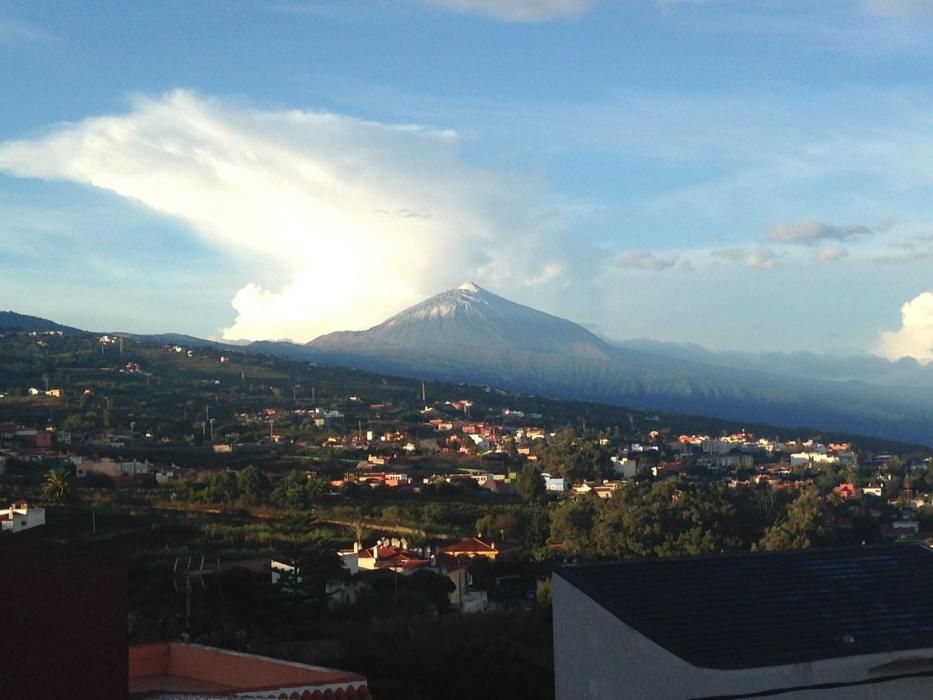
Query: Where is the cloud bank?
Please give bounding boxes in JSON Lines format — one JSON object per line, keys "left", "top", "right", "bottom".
{"left": 420, "top": 0, "right": 593, "bottom": 21}
{"left": 0, "top": 90, "right": 579, "bottom": 341}
{"left": 767, "top": 219, "right": 873, "bottom": 244}
{"left": 614, "top": 250, "right": 680, "bottom": 271}
{"left": 878, "top": 292, "right": 933, "bottom": 363}
{"left": 711, "top": 247, "right": 779, "bottom": 270}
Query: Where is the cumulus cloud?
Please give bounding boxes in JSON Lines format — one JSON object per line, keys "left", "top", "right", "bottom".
{"left": 767, "top": 219, "right": 873, "bottom": 245}
{"left": 878, "top": 292, "right": 933, "bottom": 363}
{"left": 865, "top": 0, "right": 933, "bottom": 17}
{"left": 614, "top": 250, "right": 680, "bottom": 271}
{"left": 711, "top": 247, "right": 779, "bottom": 269}
{"left": 420, "top": 0, "right": 593, "bottom": 21}
{"left": 0, "top": 90, "right": 581, "bottom": 341}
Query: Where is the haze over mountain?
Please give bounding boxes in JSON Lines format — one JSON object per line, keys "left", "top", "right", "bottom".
{"left": 614, "top": 338, "right": 933, "bottom": 390}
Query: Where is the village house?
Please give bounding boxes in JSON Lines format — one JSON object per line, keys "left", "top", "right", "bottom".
{"left": 356, "top": 540, "right": 431, "bottom": 575}
{"left": 833, "top": 482, "right": 863, "bottom": 500}
{"left": 439, "top": 536, "right": 499, "bottom": 561}
{"left": 0, "top": 501, "right": 45, "bottom": 533}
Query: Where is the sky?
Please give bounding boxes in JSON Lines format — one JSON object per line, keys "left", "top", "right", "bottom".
{"left": 1, "top": 0, "right": 933, "bottom": 362}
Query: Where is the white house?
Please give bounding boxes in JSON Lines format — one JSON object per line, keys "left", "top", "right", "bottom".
{"left": 0, "top": 501, "right": 46, "bottom": 533}
{"left": 554, "top": 544, "right": 933, "bottom": 699}
{"left": 542, "top": 472, "right": 567, "bottom": 493}
{"left": 612, "top": 457, "right": 638, "bottom": 479}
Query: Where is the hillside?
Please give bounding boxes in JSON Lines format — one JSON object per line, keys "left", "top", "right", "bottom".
{"left": 0, "top": 311, "right": 79, "bottom": 334}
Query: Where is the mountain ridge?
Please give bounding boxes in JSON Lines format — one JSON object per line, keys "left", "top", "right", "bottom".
{"left": 311, "top": 282, "right": 614, "bottom": 361}
{"left": 5, "top": 289, "right": 933, "bottom": 445}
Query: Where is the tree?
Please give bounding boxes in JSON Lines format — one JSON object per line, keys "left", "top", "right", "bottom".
{"left": 515, "top": 463, "right": 546, "bottom": 504}
{"left": 757, "top": 488, "right": 831, "bottom": 551}
{"left": 591, "top": 480, "right": 737, "bottom": 558}
{"left": 206, "top": 470, "right": 240, "bottom": 503}
{"left": 549, "top": 498, "right": 597, "bottom": 555}
{"left": 41, "top": 467, "right": 71, "bottom": 503}
{"left": 236, "top": 465, "right": 269, "bottom": 505}
{"left": 272, "top": 470, "right": 311, "bottom": 510}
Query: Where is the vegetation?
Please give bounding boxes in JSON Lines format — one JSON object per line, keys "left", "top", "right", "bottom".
{"left": 0, "top": 328, "right": 930, "bottom": 699}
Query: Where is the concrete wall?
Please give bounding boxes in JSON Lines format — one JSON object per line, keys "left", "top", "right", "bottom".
{"left": 553, "top": 572, "right": 933, "bottom": 700}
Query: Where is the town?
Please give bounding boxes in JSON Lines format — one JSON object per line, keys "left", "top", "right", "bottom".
{"left": 2, "top": 327, "right": 933, "bottom": 698}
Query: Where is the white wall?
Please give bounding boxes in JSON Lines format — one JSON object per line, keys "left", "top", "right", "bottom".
{"left": 553, "top": 572, "right": 933, "bottom": 700}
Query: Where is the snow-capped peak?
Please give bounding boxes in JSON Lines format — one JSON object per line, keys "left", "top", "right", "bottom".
{"left": 457, "top": 281, "right": 481, "bottom": 293}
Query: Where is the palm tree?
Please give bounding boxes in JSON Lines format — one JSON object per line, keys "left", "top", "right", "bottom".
{"left": 41, "top": 467, "right": 70, "bottom": 503}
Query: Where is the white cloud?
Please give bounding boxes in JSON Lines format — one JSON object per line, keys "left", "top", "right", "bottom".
{"left": 0, "top": 90, "right": 580, "bottom": 341}
{"left": 767, "top": 219, "right": 873, "bottom": 244}
{"left": 711, "top": 246, "right": 779, "bottom": 269}
{"left": 614, "top": 250, "right": 680, "bottom": 271}
{"left": 878, "top": 292, "right": 933, "bottom": 363}
{"left": 420, "top": 0, "right": 593, "bottom": 21}
{"left": 866, "top": 0, "right": 933, "bottom": 17}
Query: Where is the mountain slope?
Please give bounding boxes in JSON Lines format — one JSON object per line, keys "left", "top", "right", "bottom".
{"left": 0, "top": 311, "right": 79, "bottom": 334}
{"left": 312, "top": 282, "right": 613, "bottom": 360}
{"left": 615, "top": 338, "right": 933, "bottom": 389}
{"left": 306, "top": 283, "right": 933, "bottom": 445}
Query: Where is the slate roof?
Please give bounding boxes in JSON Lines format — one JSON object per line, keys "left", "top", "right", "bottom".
{"left": 557, "top": 544, "right": 933, "bottom": 670}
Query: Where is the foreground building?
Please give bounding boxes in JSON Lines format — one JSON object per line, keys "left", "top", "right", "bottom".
{"left": 554, "top": 544, "right": 933, "bottom": 699}
{"left": 130, "top": 642, "right": 371, "bottom": 699}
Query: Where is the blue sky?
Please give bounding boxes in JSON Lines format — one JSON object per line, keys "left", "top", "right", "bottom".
{"left": 2, "top": 0, "right": 933, "bottom": 361}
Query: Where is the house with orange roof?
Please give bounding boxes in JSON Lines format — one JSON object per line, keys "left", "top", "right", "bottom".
{"left": 833, "top": 483, "right": 863, "bottom": 501}
{"left": 356, "top": 542, "right": 431, "bottom": 575}
{"left": 439, "top": 537, "right": 499, "bottom": 561}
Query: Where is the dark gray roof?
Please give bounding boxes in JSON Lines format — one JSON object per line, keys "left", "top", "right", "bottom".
{"left": 557, "top": 544, "right": 933, "bottom": 670}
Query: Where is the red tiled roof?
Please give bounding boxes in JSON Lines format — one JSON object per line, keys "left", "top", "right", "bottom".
{"left": 440, "top": 537, "right": 496, "bottom": 554}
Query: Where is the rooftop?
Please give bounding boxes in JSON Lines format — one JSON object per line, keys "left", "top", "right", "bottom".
{"left": 129, "top": 642, "right": 370, "bottom": 699}
{"left": 558, "top": 544, "right": 933, "bottom": 670}
{"left": 439, "top": 537, "right": 496, "bottom": 554}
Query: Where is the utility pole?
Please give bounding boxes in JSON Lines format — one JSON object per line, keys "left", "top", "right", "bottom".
{"left": 421, "top": 381, "right": 426, "bottom": 403}
{"left": 209, "top": 418, "right": 215, "bottom": 443}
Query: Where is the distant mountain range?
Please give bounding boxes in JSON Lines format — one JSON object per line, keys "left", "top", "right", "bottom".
{"left": 6, "top": 286, "right": 933, "bottom": 445}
